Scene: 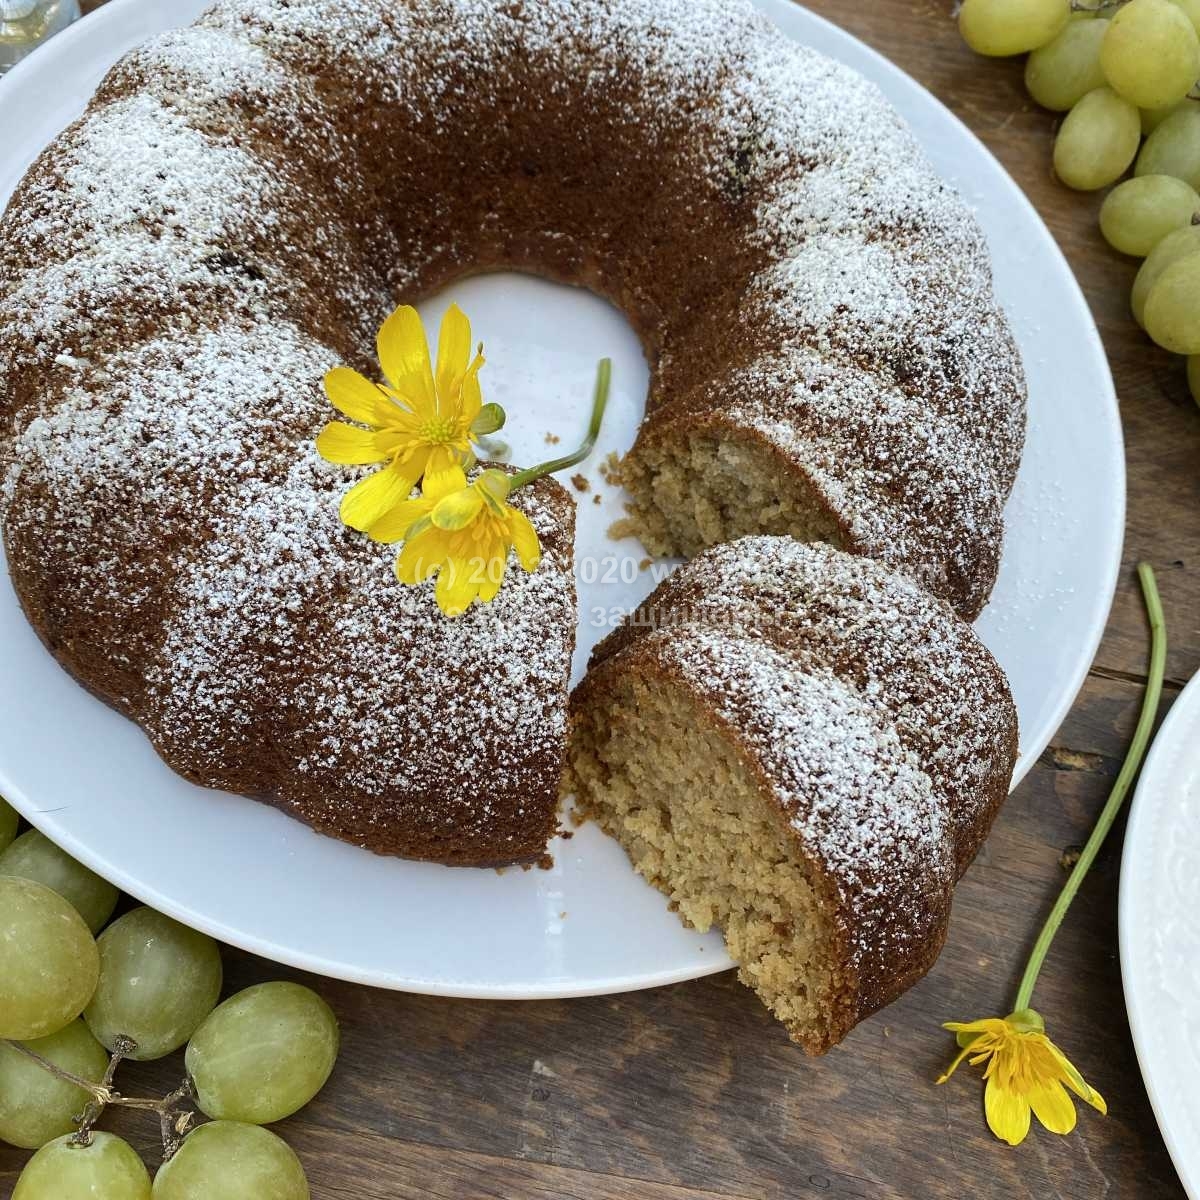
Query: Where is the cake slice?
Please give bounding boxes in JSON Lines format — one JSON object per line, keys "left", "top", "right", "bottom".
{"left": 566, "top": 537, "right": 1017, "bottom": 1050}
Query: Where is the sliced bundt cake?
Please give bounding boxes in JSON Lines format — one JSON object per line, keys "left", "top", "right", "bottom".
{"left": 1, "top": 0, "right": 1022, "bottom": 860}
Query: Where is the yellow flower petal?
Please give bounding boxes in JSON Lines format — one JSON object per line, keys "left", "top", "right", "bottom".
{"left": 432, "top": 485, "right": 485, "bottom": 531}
{"left": 477, "top": 553, "right": 507, "bottom": 603}
{"left": 462, "top": 354, "right": 484, "bottom": 421}
{"left": 936, "top": 1042, "right": 976, "bottom": 1085}
{"left": 945, "top": 1018, "right": 1006, "bottom": 1039}
{"left": 423, "top": 447, "right": 468, "bottom": 501}
{"left": 378, "top": 305, "right": 436, "bottom": 411}
{"left": 436, "top": 556, "right": 481, "bottom": 617}
{"left": 324, "top": 367, "right": 397, "bottom": 428}
{"left": 436, "top": 303, "right": 472, "bottom": 405}
{"left": 367, "top": 497, "right": 434, "bottom": 544}
{"left": 984, "top": 1076, "right": 1032, "bottom": 1147}
{"left": 316, "top": 422, "right": 390, "bottom": 466}
{"left": 1049, "top": 1047, "right": 1107, "bottom": 1114}
{"left": 1028, "top": 1080, "right": 1078, "bottom": 1136}
{"left": 508, "top": 508, "right": 541, "bottom": 571}
{"left": 395, "top": 532, "right": 442, "bottom": 585}
{"left": 381, "top": 404, "right": 426, "bottom": 435}
{"left": 340, "top": 462, "right": 419, "bottom": 532}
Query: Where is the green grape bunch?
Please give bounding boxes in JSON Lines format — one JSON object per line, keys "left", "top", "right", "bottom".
{"left": 958, "top": 0, "right": 1200, "bottom": 402}
{"left": 0, "top": 802, "right": 336, "bottom": 1200}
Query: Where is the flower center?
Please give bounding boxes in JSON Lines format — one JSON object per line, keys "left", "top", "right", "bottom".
{"left": 419, "top": 416, "right": 461, "bottom": 445}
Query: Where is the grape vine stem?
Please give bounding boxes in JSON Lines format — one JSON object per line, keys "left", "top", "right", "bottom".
{"left": 2, "top": 1034, "right": 197, "bottom": 1158}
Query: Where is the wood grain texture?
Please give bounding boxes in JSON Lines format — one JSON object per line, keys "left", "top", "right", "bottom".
{"left": 3, "top": 1, "right": 1194, "bottom": 1197}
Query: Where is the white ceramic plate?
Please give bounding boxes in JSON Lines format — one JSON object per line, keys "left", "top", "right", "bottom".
{"left": 0, "top": 0, "right": 1124, "bottom": 997}
{"left": 1121, "top": 673, "right": 1200, "bottom": 1200}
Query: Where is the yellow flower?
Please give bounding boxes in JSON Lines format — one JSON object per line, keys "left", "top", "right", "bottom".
{"left": 383, "top": 468, "right": 542, "bottom": 617}
{"left": 316, "top": 303, "right": 497, "bottom": 533}
{"left": 937, "top": 1009, "right": 1107, "bottom": 1146}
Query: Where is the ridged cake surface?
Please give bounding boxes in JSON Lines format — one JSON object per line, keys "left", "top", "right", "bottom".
{"left": 1, "top": 0, "right": 1022, "bottom": 860}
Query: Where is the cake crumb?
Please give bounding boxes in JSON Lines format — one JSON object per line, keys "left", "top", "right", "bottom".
{"left": 544, "top": 432, "right": 560, "bottom": 445}
{"left": 598, "top": 451, "right": 622, "bottom": 485}
{"left": 593, "top": 494, "right": 603, "bottom": 505}
{"left": 639, "top": 558, "right": 652, "bottom": 571}
{"left": 608, "top": 516, "right": 638, "bottom": 541}
{"left": 570, "top": 473, "right": 590, "bottom": 493}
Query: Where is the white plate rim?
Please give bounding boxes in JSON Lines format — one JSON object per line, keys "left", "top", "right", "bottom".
{"left": 1120, "top": 673, "right": 1200, "bottom": 1200}
{"left": 0, "top": 0, "right": 1126, "bottom": 997}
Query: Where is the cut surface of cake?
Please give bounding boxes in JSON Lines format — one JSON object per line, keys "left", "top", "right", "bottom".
{"left": 0, "top": 0, "right": 1023, "bottom": 862}
{"left": 567, "top": 538, "right": 1018, "bottom": 1050}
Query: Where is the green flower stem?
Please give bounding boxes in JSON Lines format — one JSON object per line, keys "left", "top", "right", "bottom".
{"left": 1013, "top": 562, "right": 1167, "bottom": 1013}
{"left": 509, "top": 358, "right": 612, "bottom": 490}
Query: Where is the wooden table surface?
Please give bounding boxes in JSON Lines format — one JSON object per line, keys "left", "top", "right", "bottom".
{"left": 5, "top": 1, "right": 1197, "bottom": 1198}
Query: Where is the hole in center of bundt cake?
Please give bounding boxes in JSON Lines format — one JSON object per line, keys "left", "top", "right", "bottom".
{"left": 406, "top": 276, "right": 654, "bottom": 685}
{"left": 567, "top": 674, "right": 843, "bottom": 1048}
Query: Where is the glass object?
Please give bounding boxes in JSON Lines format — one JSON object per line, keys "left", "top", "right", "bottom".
{"left": 0, "top": 0, "right": 81, "bottom": 75}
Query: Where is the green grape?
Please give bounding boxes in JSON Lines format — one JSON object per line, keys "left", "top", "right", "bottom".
{"left": 1169, "top": 0, "right": 1200, "bottom": 32}
{"left": 0, "top": 876, "right": 98, "bottom": 1041}
{"left": 1101, "top": 0, "right": 1200, "bottom": 109}
{"left": 1026, "top": 19, "right": 1110, "bottom": 111}
{"left": 0, "top": 1020, "right": 109, "bottom": 1149}
{"left": 1144, "top": 254, "right": 1200, "bottom": 351}
{"left": 1189, "top": 354, "right": 1200, "bottom": 401}
{"left": 186, "top": 982, "right": 338, "bottom": 1125}
{"left": 1100, "top": 175, "right": 1200, "bottom": 255}
{"left": 0, "top": 830, "right": 119, "bottom": 934}
{"left": 13, "top": 1131, "right": 151, "bottom": 1199}
{"left": 1131, "top": 223, "right": 1200, "bottom": 321}
{"left": 152, "top": 1122, "right": 309, "bottom": 1200}
{"left": 0, "top": 795, "right": 17, "bottom": 852}
{"left": 84, "top": 907, "right": 222, "bottom": 1060}
{"left": 1141, "top": 98, "right": 1193, "bottom": 134}
{"left": 1053, "top": 87, "right": 1143, "bottom": 190}
{"left": 959, "top": 0, "right": 1071, "bottom": 55}
{"left": 1137, "top": 106, "right": 1200, "bottom": 190}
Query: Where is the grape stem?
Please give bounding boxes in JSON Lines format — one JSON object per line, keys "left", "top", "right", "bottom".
{"left": 72, "top": 1035, "right": 133, "bottom": 1146}
{"left": 2, "top": 1034, "right": 197, "bottom": 1159}
{"left": 2, "top": 1038, "right": 112, "bottom": 1105}
{"left": 1069, "top": 0, "right": 1125, "bottom": 10}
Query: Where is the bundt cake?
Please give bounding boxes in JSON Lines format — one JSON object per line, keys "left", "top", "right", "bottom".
{"left": 0, "top": 0, "right": 1023, "bottom": 864}
{"left": 567, "top": 538, "right": 1018, "bottom": 1051}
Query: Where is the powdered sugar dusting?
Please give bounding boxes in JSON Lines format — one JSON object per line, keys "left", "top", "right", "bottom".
{"left": 603, "top": 536, "right": 1017, "bottom": 876}
{"left": 652, "top": 625, "right": 954, "bottom": 971}
{"left": 3, "top": 316, "right": 575, "bottom": 859}
{"left": 1, "top": 0, "right": 1019, "bottom": 862}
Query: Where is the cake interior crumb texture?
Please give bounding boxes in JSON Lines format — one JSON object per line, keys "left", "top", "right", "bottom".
{"left": 570, "top": 674, "right": 844, "bottom": 1047}
{"left": 619, "top": 433, "right": 844, "bottom": 559}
